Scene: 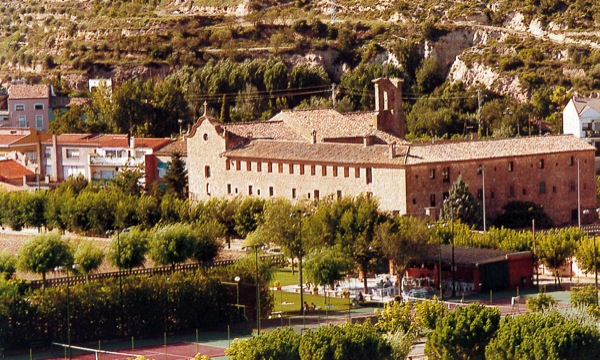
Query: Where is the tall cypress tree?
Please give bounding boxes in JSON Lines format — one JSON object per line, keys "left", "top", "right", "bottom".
{"left": 441, "top": 175, "right": 482, "bottom": 228}
{"left": 164, "top": 152, "right": 188, "bottom": 199}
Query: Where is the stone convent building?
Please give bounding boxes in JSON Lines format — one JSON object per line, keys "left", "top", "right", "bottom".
{"left": 188, "top": 78, "right": 596, "bottom": 226}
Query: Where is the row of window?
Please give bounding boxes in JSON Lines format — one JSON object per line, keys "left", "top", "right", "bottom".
{"left": 224, "top": 160, "right": 373, "bottom": 184}
{"left": 425, "top": 180, "right": 577, "bottom": 207}
{"left": 14, "top": 104, "right": 45, "bottom": 111}
{"left": 220, "top": 183, "right": 360, "bottom": 201}
{"left": 428, "top": 157, "right": 577, "bottom": 182}
{"left": 15, "top": 115, "right": 44, "bottom": 130}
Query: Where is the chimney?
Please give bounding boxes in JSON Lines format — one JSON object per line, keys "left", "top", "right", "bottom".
{"left": 372, "top": 78, "right": 406, "bottom": 138}
{"left": 388, "top": 142, "right": 396, "bottom": 159}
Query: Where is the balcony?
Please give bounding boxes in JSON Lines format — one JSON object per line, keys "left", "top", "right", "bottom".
{"left": 89, "top": 154, "right": 145, "bottom": 167}
{"left": 585, "top": 130, "right": 600, "bottom": 138}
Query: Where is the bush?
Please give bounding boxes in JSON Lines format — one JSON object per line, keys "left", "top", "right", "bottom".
{"left": 485, "top": 311, "right": 600, "bottom": 359}
{"left": 375, "top": 300, "right": 414, "bottom": 333}
{"left": 571, "top": 285, "right": 598, "bottom": 308}
{"left": 299, "top": 321, "right": 392, "bottom": 360}
{"left": 425, "top": 303, "right": 500, "bottom": 360}
{"left": 526, "top": 292, "right": 556, "bottom": 312}
{"left": 226, "top": 327, "right": 301, "bottom": 360}
{"left": 415, "top": 297, "right": 446, "bottom": 331}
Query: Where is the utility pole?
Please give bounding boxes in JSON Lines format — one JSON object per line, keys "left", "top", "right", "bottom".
{"left": 331, "top": 84, "right": 336, "bottom": 106}
{"left": 476, "top": 89, "right": 482, "bottom": 137}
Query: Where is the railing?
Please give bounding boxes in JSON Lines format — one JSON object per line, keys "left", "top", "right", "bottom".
{"left": 89, "top": 156, "right": 145, "bottom": 167}
{"left": 29, "top": 254, "right": 286, "bottom": 289}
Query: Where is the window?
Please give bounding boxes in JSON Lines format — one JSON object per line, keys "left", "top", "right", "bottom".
{"left": 292, "top": 188, "right": 297, "bottom": 199}
{"left": 278, "top": 163, "right": 283, "bottom": 173}
{"left": 442, "top": 167, "right": 450, "bottom": 183}
{"left": 509, "top": 185, "right": 515, "bottom": 198}
{"left": 268, "top": 162, "right": 272, "bottom": 173}
{"left": 246, "top": 161, "right": 251, "bottom": 171}
{"left": 552, "top": 185, "right": 557, "bottom": 193}
{"left": 34, "top": 103, "right": 44, "bottom": 110}
{"left": 226, "top": 160, "right": 231, "bottom": 170}
{"left": 522, "top": 188, "right": 527, "bottom": 195}
{"left": 66, "top": 149, "right": 80, "bottom": 159}
{"left": 337, "top": 190, "right": 342, "bottom": 199}
{"left": 257, "top": 189, "right": 261, "bottom": 196}
{"left": 443, "top": 192, "right": 449, "bottom": 200}
{"left": 35, "top": 115, "right": 44, "bottom": 130}
{"left": 314, "top": 190, "right": 320, "bottom": 200}
{"left": 355, "top": 167, "right": 360, "bottom": 178}
{"left": 570, "top": 156, "right": 575, "bottom": 166}
{"left": 333, "top": 166, "right": 338, "bottom": 177}
{"left": 366, "top": 192, "right": 373, "bottom": 199}
{"left": 204, "top": 166, "right": 211, "bottom": 178}
{"left": 569, "top": 181, "right": 576, "bottom": 192}
{"left": 344, "top": 167, "right": 349, "bottom": 177}
{"left": 477, "top": 188, "right": 483, "bottom": 200}
{"left": 299, "top": 164, "right": 304, "bottom": 175}
{"left": 18, "top": 115, "right": 26, "bottom": 128}
{"left": 491, "top": 191, "right": 495, "bottom": 199}
{"left": 236, "top": 160, "right": 241, "bottom": 171}
{"left": 366, "top": 168, "right": 372, "bottom": 184}
{"left": 322, "top": 165, "right": 327, "bottom": 176}
{"left": 539, "top": 159, "right": 544, "bottom": 169}
{"left": 430, "top": 194, "right": 436, "bottom": 207}
{"left": 508, "top": 161, "right": 514, "bottom": 172}
{"left": 311, "top": 165, "right": 316, "bottom": 175}
{"left": 539, "top": 181, "right": 546, "bottom": 194}
{"left": 257, "top": 162, "right": 262, "bottom": 172}
{"left": 206, "top": 183, "right": 210, "bottom": 195}
{"left": 44, "top": 147, "right": 51, "bottom": 159}
{"left": 227, "top": 184, "right": 232, "bottom": 194}
{"left": 203, "top": 133, "right": 208, "bottom": 141}
{"left": 14, "top": 104, "right": 24, "bottom": 111}
{"left": 429, "top": 168, "right": 435, "bottom": 179}
{"left": 248, "top": 185, "right": 253, "bottom": 195}
{"left": 412, "top": 198, "right": 416, "bottom": 205}
{"left": 477, "top": 165, "right": 483, "bottom": 175}
{"left": 289, "top": 164, "right": 294, "bottom": 174}
{"left": 269, "top": 186, "right": 274, "bottom": 197}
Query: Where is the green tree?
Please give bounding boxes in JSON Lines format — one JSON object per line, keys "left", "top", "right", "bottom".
{"left": 525, "top": 292, "right": 556, "bottom": 312}
{"left": 22, "top": 191, "right": 47, "bottom": 232}
{"left": 575, "top": 235, "right": 600, "bottom": 275}
{"left": 377, "top": 216, "right": 430, "bottom": 281}
{"left": 537, "top": 228, "right": 581, "bottom": 288}
{"left": 304, "top": 247, "right": 352, "bottom": 291}
{"left": 17, "top": 232, "right": 72, "bottom": 288}
{"left": 110, "top": 169, "right": 144, "bottom": 196}
{"left": 163, "top": 152, "right": 188, "bottom": 199}
{"left": 441, "top": 175, "right": 482, "bottom": 228}
{"left": 107, "top": 227, "right": 148, "bottom": 271}
{"left": 415, "top": 297, "right": 446, "bottom": 331}
{"left": 136, "top": 195, "right": 161, "bottom": 229}
{"left": 425, "top": 303, "right": 500, "bottom": 360}
{"left": 298, "top": 321, "right": 392, "bottom": 360}
{"left": 415, "top": 57, "right": 444, "bottom": 94}
{"left": 73, "top": 239, "right": 104, "bottom": 281}
{"left": 233, "top": 197, "right": 265, "bottom": 239}
{"left": 493, "top": 201, "right": 553, "bottom": 229}
{"left": 571, "top": 285, "right": 597, "bottom": 308}
{"left": 0, "top": 250, "right": 16, "bottom": 280}
{"left": 192, "top": 220, "right": 224, "bottom": 263}
{"left": 226, "top": 327, "right": 301, "bottom": 360}
{"left": 375, "top": 300, "right": 415, "bottom": 334}
{"left": 335, "top": 195, "right": 382, "bottom": 294}
{"left": 149, "top": 224, "right": 197, "bottom": 271}
{"left": 485, "top": 311, "right": 600, "bottom": 360}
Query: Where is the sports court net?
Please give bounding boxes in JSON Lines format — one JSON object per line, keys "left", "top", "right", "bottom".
{"left": 52, "top": 342, "right": 142, "bottom": 360}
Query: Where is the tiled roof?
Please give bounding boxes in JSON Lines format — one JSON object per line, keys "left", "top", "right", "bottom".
{"left": 420, "top": 245, "right": 532, "bottom": 266}
{"left": 222, "top": 121, "right": 304, "bottom": 141}
{"left": 224, "top": 139, "right": 407, "bottom": 165}
{"left": 44, "top": 133, "right": 172, "bottom": 150}
{"left": 154, "top": 137, "right": 187, "bottom": 157}
{"left": 572, "top": 97, "right": 600, "bottom": 115}
{"left": 9, "top": 84, "right": 50, "bottom": 99}
{"left": 271, "top": 109, "right": 407, "bottom": 144}
{"left": 224, "top": 135, "right": 593, "bottom": 166}
{"left": 49, "top": 96, "right": 91, "bottom": 108}
{"left": 0, "top": 133, "right": 28, "bottom": 146}
{"left": 404, "top": 135, "right": 594, "bottom": 165}
{"left": 135, "top": 138, "right": 172, "bottom": 150}
{"left": 0, "top": 159, "right": 34, "bottom": 180}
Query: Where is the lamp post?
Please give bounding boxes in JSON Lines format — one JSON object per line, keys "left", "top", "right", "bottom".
{"left": 428, "top": 224, "right": 444, "bottom": 300}
{"left": 577, "top": 158, "right": 581, "bottom": 229}
{"left": 481, "top": 165, "right": 486, "bottom": 232}
{"left": 254, "top": 247, "right": 260, "bottom": 335}
{"left": 290, "top": 210, "right": 308, "bottom": 315}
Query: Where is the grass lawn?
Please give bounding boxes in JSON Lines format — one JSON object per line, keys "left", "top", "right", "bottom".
{"left": 272, "top": 267, "right": 300, "bottom": 287}
{"left": 271, "top": 289, "right": 354, "bottom": 313}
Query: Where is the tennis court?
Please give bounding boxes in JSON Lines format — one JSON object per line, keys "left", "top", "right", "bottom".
{"left": 45, "top": 341, "right": 226, "bottom": 360}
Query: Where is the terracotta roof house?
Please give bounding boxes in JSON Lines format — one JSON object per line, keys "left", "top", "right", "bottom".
{"left": 188, "top": 78, "right": 596, "bottom": 227}
{"left": 7, "top": 84, "right": 88, "bottom": 131}
{"left": 145, "top": 136, "right": 187, "bottom": 187}
{"left": 0, "top": 159, "right": 35, "bottom": 185}
{"left": 42, "top": 133, "right": 173, "bottom": 183}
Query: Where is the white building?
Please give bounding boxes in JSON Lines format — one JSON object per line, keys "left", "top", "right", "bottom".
{"left": 563, "top": 97, "right": 600, "bottom": 168}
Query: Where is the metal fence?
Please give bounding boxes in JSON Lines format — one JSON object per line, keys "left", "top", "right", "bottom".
{"left": 30, "top": 254, "right": 286, "bottom": 289}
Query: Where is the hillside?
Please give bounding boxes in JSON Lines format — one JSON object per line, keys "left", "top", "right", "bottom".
{"left": 2, "top": 0, "right": 600, "bottom": 137}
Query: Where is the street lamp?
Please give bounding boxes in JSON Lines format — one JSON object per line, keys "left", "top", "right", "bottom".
{"left": 479, "top": 165, "right": 486, "bottom": 232}
{"left": 254, "top": 247, "right": 260, "bottom": 335}
{"left": 290, "top": 210, "right": 309, "bottom": 315}
{"left": 577, "top": 158, "right": 581, "bottom": 229}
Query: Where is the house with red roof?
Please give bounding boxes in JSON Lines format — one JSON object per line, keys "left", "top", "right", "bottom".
{"left": 42, "top": 133, "right": 172, "bottom": 184}
{"left": 188, "top": 78, "right": 597, "bottom": 227}
{"left": 0, "top": 159, "right": 35, "bottom": 185}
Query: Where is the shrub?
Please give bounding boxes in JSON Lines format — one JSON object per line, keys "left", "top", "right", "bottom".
{"left": 571, "top": 285, "right": 598, "bottom": 308}
{"left": 226, "top": 327, "right": 301, "bottom": 360}
{"left": 526, "top": 292, "right": 556, "bottom": 312}
{"left": 415, "top": 297, "right": 446, "bottom": 331}
{"left": 375, "top": 300, "right": 414, "bottom": 333}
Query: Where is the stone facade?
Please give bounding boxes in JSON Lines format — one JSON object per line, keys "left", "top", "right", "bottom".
{"left": 188, "top": 79, "right": 596, "bottom": 227}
